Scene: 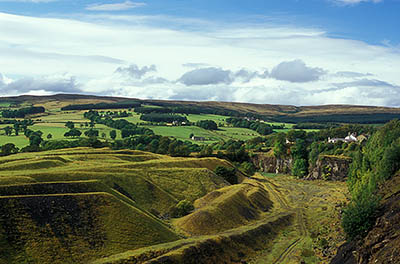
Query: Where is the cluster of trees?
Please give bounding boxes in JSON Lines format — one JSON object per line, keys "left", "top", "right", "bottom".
{"left": 169, "top": 200, "right": 194, "bottom": 218}
{"left": 2, "top": 106, "right": 45, "bottom": 118}
{"left": 64, "top": 129, "right": 82, "bottom": 138}
{"left": 292, "top": 123, "right": 340, "bottom": 130}
{"left": 111, "top": 134, "right": 200, "bottom": 157}
{"left": 214, "top": 166, "right": 237, "bottom": 184}
{"left": 0, "top": 119, "right": 29, "bottom": 125}
{"left": 312, "top": 124, "right": 375, "bottom": 141}
{"left": 3, "top": 120, "right": 34, "bottom": 136}
{"left": 105, "top": 110, "right": 131, "bottom": 118}
{"left": 0, "top": 129, "right": 46, "bottom": 155}
{"left": 84, "top": 110, "right": 153, "bottom": 137}
{"left": 341, "top": 120, "right": 400, "bottom": 240}
{"left": 0, "top": 143, "right": 19, "bottom": 156}
{"left": 134, "top": 107, "right": 174, "bottom": 114}
{"left": 139, "top": 113, "right": 188, "bottom": 123}
{"left": 41, "top": 137, "right": 105, "bottom": 151}
{"left": 226, "top": 117, "right": 273, "bottom": 135}
{"left": 195, "top": 120, "right": 218, "bottom": 130}
{"left": 61, "top": 102, "right": 141, "bottom": 111}
{"left": 142, "top": 102, "right": 242, "bottom": 116}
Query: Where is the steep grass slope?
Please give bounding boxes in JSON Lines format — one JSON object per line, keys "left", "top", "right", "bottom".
{"left": 0, "top": 147, "right": 232, "bottom": 263}
{"left": 176, "top": 179, "right": 273, "bottom": 235}
{"left": 0, "top": 193, "right": 179, "bottom": 264}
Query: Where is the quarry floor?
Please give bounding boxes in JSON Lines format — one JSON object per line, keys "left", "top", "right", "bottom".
{"left": 246, "top": 173, "right": 349, "bottom": 264}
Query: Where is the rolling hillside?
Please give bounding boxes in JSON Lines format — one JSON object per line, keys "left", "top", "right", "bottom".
{"left": 0, "top": 147, "right": 236, "bottom": 263}
{"left": 1, "top": 93, "right": 400, "bottom": 123}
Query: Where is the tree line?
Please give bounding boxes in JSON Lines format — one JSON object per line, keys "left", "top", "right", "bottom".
{"left": 226, "top": 117, "right": 274, "bottom": 135}
{"left": 2, "top": 106, "right": 45, "bottom": 118}
{"left": 84, "top": 110, "right": 154, "bottom": 137}
{"left": 272, "top": 113, "right": 400, "bottom": 124}
{"left": 61, "top": 102, "right": 141, "bottom": 111}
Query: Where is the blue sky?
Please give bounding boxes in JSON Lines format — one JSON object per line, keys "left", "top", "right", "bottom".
{"left": 0, "top": 0, "right": 400, "bottom": 106}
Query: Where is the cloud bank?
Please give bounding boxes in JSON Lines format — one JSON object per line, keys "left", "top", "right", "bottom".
{"left": 0, "top": 12, "right": 399, "bottom": 106}
{"left": 331, "top": 0, "right": 383, "bottom": 6}
{"left": 86, "top": 1, "right": 146, "bottom": 11}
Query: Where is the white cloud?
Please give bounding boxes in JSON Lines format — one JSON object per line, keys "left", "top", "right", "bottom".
{"left": 270, "top": 60, "right": 326, "bottom": 83}
{"left": 115, "top": 64, "right": 156, "bottom": 79}
{"left": 331, "top": 0, "right": 383, "bottom": 6}
{"left": 0, "top": 0, "right": 56, "bottom": 2}
{"left": 0, "top": 72, "right": 81, "bottom": 96}
{"left": 178, "top": 67, "right": 233, "bottom": 86}
{"left": 177, "top": 67, "right": 268, "bottom": 86}
{"left": 86, "top": 1, "right": 146, "bottom": 11}
{"left": 334, "top": 71, "right": 373, "bottom": 78}
{"left": 0, "top": 12, "right": 400, "bottom": 106}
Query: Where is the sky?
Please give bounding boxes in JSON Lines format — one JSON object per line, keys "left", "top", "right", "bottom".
{"left": 0, "top": 0, "right": 400, "bottom": 106}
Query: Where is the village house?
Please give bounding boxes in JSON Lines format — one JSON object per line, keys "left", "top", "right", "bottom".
{"left": 328, "top": 132, "right": 360, "bottom": 144}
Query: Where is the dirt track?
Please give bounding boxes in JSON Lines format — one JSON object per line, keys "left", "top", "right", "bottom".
{"left": 248, "top": 174, "right": 348, "bottom": 264}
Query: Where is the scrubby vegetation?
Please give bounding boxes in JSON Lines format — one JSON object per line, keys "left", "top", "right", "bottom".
{"left": 214, "top": 165, "right": 238, "bottom": 184}
{"left": 195, "top": 120, "right": 218, "bottom": 130}
{"left": 226, "top": 117, "right": 274, "bottom": 135}
{"left": 342, "top": 120, "right": 400, "bottom": 240}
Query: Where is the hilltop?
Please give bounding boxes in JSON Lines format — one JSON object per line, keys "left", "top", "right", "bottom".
{"left": 1, "top": 93, "right": 400, "bottom": 123}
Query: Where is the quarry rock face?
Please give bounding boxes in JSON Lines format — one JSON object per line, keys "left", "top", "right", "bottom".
{"left": 251, "top": 153, "right": 292, "bottom": 174}
{"left": 331, "top": 173, "right": 400, "bottom": 264}
{"left": 307, "top": 155, "right": 352, "bottom": 181}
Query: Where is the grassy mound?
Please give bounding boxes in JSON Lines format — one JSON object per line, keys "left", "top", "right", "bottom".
{"left": 0, "top": 176, "right": 36, "bottom": 186}
{"left": 0, "top": 159, "right": 66, "bottom": 171}
{"left": 0, "top": 193, "right": 179, "bottom": 264}
{"left": 0, "top": 180, "right": 105, "bottom": 196}
{"left": 0, "top": 147, "right": 236, "bottom": 263}
{"left": 176, "top": 179, "right": 273, "bottom": 235}
{"left": 92, "top": 212, "right": 294, "bottom": 264}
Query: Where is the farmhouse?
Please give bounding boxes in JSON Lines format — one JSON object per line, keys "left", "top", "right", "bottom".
{"left": 328, "top": 132, "right": 360, "bottom": 144}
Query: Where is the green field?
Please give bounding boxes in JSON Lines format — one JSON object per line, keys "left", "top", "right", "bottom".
{"left": 114, "top": 112, "right": 142, "bottom": 124}
{"left": 185, "top": 114, "right": 227, "bottom": 124}
{"left": 0, "top": 102, "right": 13, "bottom": 108}
{"left": 0, "top": 105, "right": 317, "bottom": 149}
{"left": 142, "top": 125, "right": 261, "bottom": 143}
{"left": 0, "top": 122, "right": 124, "bottom": 148}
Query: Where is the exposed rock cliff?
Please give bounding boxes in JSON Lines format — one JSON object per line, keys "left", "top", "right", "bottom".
{"left": 251, "top": 153, "right": 292, "bottom": 174}
{"left": 307, "top": 155, "right": 352, "bottom": 181}
{"left": 331, "top": 172, "right": 400, "bottom": 264}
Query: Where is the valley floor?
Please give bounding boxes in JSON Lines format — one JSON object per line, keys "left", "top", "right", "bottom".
{"left": 246, "top": 174, "right": 348, "bottom": 264}
{"left": 96, "top": 173, "right": 349, "bottom": 264}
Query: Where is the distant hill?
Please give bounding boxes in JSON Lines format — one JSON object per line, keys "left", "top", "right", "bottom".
{"left": 1, "top": 93, "right": 400, "bottom": 123}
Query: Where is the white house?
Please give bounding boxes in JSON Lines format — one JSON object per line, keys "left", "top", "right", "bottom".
{"left": 345, "top": 133, "right": 358, "bottom": 143}
{"left": 328, "top": 132, "right": 358, "bottom": 144}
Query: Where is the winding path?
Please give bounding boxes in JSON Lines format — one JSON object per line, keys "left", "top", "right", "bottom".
{"left": 250, "top": 175, "right": 309, "bottom": 264}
